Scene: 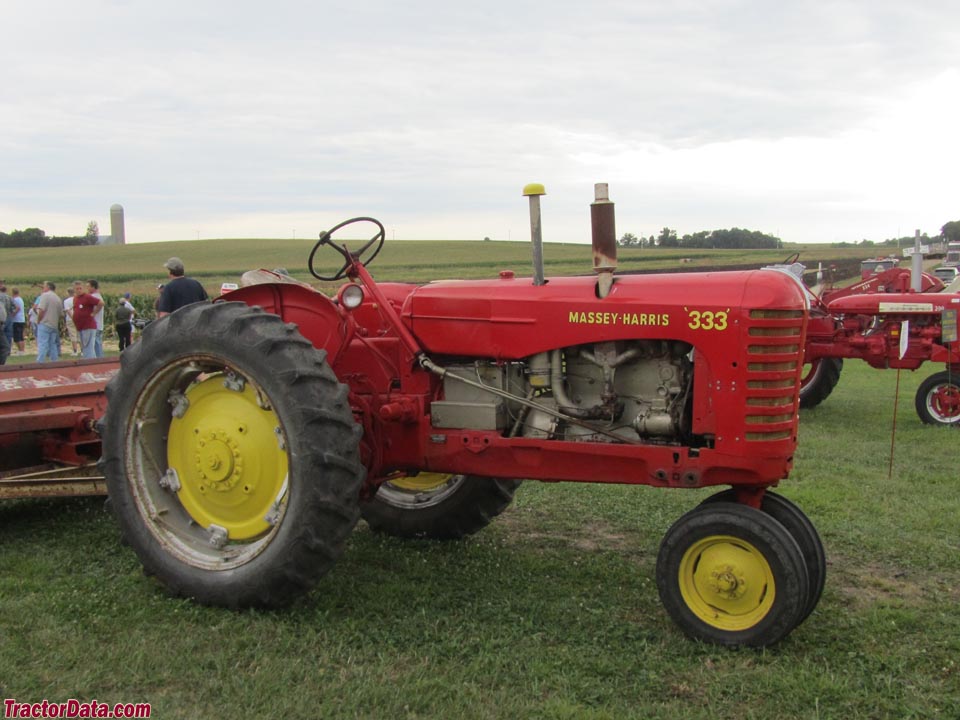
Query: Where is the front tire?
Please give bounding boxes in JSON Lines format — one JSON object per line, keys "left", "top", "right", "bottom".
{"left": 361, "top": 473, "right": 520, "bottom": 539}
{"left": 100, "top": 302, "right": 365, "bottom": 608}
{"left": 915, "top": 371, "right": 960, "bottom": 426}
{"left": 656, "top": 502, "right": 809, "bottom": 647}
{"left": 701, "top": 490, "right": 825, "bottom": 625}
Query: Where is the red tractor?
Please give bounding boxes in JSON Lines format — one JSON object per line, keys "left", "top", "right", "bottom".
{"left": 797, "top": 265, "right": 960, "bottom": 425}
{"left": 819, "top": 264, "right": 943, "bottom": 302}
{"left": 96, "top": 186, "right": 822, "bottom": 647}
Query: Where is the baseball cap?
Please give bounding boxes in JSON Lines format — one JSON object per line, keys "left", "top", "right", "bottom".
{"left": 163, "top": 257, "right": 185, "bottom": 274}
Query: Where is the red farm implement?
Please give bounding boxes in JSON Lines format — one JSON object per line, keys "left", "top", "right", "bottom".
{"left": 0, "top": 358, "right": 117, "bottom": 498}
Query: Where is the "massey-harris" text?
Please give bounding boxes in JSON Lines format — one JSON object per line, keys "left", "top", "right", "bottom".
{"left": 568, "top": 311, "right": 670, "bottom": 326}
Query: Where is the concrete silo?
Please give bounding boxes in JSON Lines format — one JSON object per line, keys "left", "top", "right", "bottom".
{"left": 110, "top": 204, "right": 126, "bottom": 245}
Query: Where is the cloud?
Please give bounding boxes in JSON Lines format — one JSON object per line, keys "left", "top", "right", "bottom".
{"left": 1, "top": 1, "right": 958, "bottom": 243}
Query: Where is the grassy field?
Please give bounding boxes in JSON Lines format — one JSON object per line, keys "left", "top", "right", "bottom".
{"left": 1, "top": 360, "right": 958, "bottom": 719}
{"left": 0, "top": 238, "right": 881, "bottom": 296}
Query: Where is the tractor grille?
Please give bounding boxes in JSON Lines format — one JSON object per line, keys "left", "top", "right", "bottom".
{"left": 744, "top": 309, "right": 805, "bottom": 441}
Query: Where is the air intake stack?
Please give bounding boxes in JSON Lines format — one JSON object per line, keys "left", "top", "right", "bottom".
{"left": 523, "top": 183, "right": 547, "bottom": 286}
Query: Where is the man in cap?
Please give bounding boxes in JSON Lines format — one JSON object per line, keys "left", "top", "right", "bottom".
{"left": 157, "top": 257, "right": 209, "bottom": 317}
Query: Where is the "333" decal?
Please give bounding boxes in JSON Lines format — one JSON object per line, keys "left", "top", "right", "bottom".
{"left": 685, "top": 308, "right": 730, "bottom": 331}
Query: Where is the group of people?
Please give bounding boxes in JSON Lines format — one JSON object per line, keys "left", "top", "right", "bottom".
{"left": 0, "top": 257, "right": 209, "bottom": 365}
{"left": 2, "top": 279, "right": 119, "bottom": 363}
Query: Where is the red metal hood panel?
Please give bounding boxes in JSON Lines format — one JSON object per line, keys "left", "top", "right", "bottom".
{"left": 826, "top": 292, "right": 960, "bottom": 316}
{"left": 402, "top": 270, "right": 807, "bottom": 359}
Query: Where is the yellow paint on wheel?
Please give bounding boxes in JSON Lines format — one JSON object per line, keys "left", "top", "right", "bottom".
{"left": 387, "top": 472, "right": 454, "bottom": 493}
{"left": 167, "top": 376, "right": 287, "bottom": 541}
{"left": 678, "top": 535, "right": 775, "bottom": 631}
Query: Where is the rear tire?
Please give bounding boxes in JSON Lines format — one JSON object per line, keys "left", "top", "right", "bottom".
{"left": 100, "top": 302, "right": 365, "bottom": 608}
{"left": 915, "top": 371, "right": 960, "bottom": 426}
{"left": 799, "top": 358, "right": 843, "bottom": 409}
{"left": 656, "top": 502, "right": 809, "bottom": 647}
{"left": 361, "top": 473, "right": 520, "bottom": 539}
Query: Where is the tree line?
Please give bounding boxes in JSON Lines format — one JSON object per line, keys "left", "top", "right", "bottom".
{"left": 618, "top": 227, "right": 781, "bottom": 249}
{"left": 618, "top": 219, "right": 959, "bottom": 249}
{"left": 1, "top": 221, "right": 100, "bottom": 248}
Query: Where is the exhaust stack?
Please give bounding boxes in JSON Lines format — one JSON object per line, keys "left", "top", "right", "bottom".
{"left": 591, "top": 183, "right": 617, "bottom": 298}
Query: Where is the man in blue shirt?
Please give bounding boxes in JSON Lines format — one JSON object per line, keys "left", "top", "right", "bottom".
{"left": 157, "top": 257, "right": 209, "bottom": 317}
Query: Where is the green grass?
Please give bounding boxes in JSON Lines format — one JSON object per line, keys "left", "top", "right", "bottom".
{"left": 1, "top": 361, "right": 958, "bottom": 719}
{"left": 0, "top": 239, "right": 877, "bottom": 296}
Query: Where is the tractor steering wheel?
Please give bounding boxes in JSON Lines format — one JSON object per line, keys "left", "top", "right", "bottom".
{"left": 308, "top": 217, "right": 386, "bottom": 281}
{"left": 781, "top": 252, "right": 801, "bottom": 265}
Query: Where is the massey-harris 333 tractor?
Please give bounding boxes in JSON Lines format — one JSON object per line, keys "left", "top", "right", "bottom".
{"left": 99, "top": 185, "right": 824, "bottom": 647}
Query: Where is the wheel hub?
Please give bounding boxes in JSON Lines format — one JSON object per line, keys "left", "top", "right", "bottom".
{"left": 679, "top": 535, "right": 775, "bottom": 631}
{"left": 708, "top": 565, "right": 748, "bottom": 600}
{"left": 932, "top": 384, "right": 960, "bottom": 419}
{"left": 167, "top": 375, "right": 288, "bottom": 541}
{"left": 195, "top": 430, "right": 243, "bottom": 490}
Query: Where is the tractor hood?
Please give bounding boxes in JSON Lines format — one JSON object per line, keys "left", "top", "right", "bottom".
{"left": 401, "top": 269, "right": 808, "bottom": 360}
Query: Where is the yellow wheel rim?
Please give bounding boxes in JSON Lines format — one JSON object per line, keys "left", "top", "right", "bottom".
{"left": 167, "top": 376, "right": 288, "bottom": 541}
{"left": 678, "top": 534, "right": 775, "bottom": 631}
{"left": 387, "top": 472, "right": 454, "bottom": 492}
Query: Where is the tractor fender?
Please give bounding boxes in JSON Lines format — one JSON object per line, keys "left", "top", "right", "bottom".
{"left": 218, "top": 283, "right": 350, "bottom": 364}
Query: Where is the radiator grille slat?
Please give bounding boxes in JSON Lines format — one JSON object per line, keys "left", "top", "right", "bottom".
{"left": 743, "top": 309, "right": 805, "bottom": 442}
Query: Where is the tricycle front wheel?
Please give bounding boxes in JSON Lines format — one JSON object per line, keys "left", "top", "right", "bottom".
{"left": 656, "top": 502, "right": 809, "bottom": 647}
{"left": 701, "top": 490, "right": 825, "bottom": 625}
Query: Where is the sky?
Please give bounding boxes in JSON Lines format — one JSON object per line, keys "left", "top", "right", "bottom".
{"left": 2, "top": 0, "right": 958, "bottom": 246}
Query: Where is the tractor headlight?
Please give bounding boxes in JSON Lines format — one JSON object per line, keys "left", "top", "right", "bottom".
{"left": 340, "top": 284, "right": 365, "bottom": 309}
